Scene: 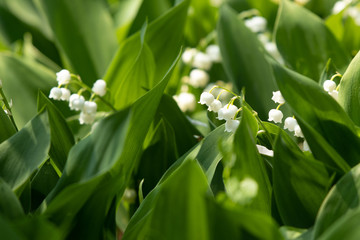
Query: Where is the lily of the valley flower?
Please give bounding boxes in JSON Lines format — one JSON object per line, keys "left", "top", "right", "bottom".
{"left": 271, "top": 91, "right": 285, "bottom": 104}
{"left": 206, "top": 45, "right": 222, "bottom": 63}
{"left": 208, "top": 99, "right": 222, "bottom": 112}
{"left": 92, "top": 79, "right": 107, "bottom": 97}
{"left": 268, "top": 109, "right": 283, "bottom": 123}
{"left": 199, "top": 92, "right": 215, "bottom": 106}
{"left": 244, "top": 16, "right": 267, "bottom": 33}
{"left": 56, "top": 69, "right": 71, "bottom": 85}
{"left": 218, "top": 105, "right": 238, "bottom": 121}
{"left": 225, "top": 119, "right": 240, "bottom": 133}
{"left": 323, "top": 80, "right": 336, "bottom": 92}
{"left": 284, "top": 117, "right": 298, "bottom": 132}
{"left": 60, "top": 88, "right": 71, "bottom": 101}
{"left": 189, "top": 69, "right": 209, "bottom": 88}
{"left": 69, "top": 94, "right": 85, "bottom": 111}
{"left": 49, "top": 87, "right": 62, "bottom": 100}
{"left": 174, "top": 92, "right": 196, "bottom": 112}
{"left": 192, "top": 52, "right": 212, "bottom": 70}
{"left": 182, "top": 48, "right": 198, "bottom": 64}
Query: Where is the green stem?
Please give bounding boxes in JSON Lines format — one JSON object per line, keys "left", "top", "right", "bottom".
{"left": 0, "top": 88, "right": 18, "bottom": 131}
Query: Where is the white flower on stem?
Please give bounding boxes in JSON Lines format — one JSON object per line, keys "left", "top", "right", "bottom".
{"left": 268, "top": 109, "right": 283, "bottom": 123}
{"left": 60, "top": 88, "right": 71, "bottom": 101}
{"left": 294, "top": 125, "right": 304, "bottom": 138}
{"left": 189, "top": 69, "right": 209, "bottom": 88}
{"left": 284, "top": 117, "right": 298, "bottom": 132}
{"left": 271, "top": 91, "right": 285, "bottom": 104}
{"left": 92, "top": 79, "right": 107, "bottom": 97}
{"left": 208, "top": 99, "right": 222, "bottom": 112}
{"left": 56, "top": 69, "right": 71, "bottom": 85}
{"left": 182, "top": 48, "right": 198, "bottom": 64}
{"left": 79, "top": 111, "right": 96, "bottom": 125}
{"left": 256, "top": 145, "right": 274, "bottom": 157}
{"left": 323, "top": 80, "right": 336, "bottom": 92}
{"left": 192, "top": 52, "right": 212, "bottom": 70}
{"left": 199, "top": 92, "right": 215, "bottom": 106}
{"left": 174, "top": 92, "right": 196, "bottom": 112}
{"left": 329, "top": 90, "right": 339, "bottom": 101}
{"left": 83, "top": 101, "right": 97, "bottom": 114}
{"left": 218, "top": 105, "right": 238, "bottom": 121}
{"left": 69, "top": 94, "right": 85, "bottom": 111}
{"left": 225, "top": 119, "right": 240, "bottom": 133}
{"left": 206, "top": 45, "right": 222, "bottom": 63}
{"left": 244, "top": 16, "right": 267, "bottom": 33}
{"left": 49, "top": 87, "right": 62, "bottom": 100}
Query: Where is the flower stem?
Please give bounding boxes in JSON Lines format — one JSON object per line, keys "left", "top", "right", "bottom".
{"left": 0, "top": 88, "right": 18, "bottom": 131}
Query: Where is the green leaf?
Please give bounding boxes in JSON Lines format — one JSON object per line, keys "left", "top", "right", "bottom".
{"left": 37, "top": 91, "right": 75, "bottom": 171}
{"left": 0, "top": 53, "right": 55, "bottom": 128}
{"left": 0, "top": 107, "right": 16, "bottom": 143}
{"left": 38, "top": 51, "right": 182, "bottom": 239}
{"left": 218, "top": 5, "right": 277, "bottom": 119}
{"left": 274, "top": 0, "right": 350, "bottom": 80}
{"left": 0, "top": 111, "right": 50, "bottom": 194}
{"left": 313, "top": 163, "right": 360, "bottom": 239}
{"left": 273, "top": 132, "right": 333, "bottom": 228}
{"left": 105, "top": 0, "right": 189, "bottom": 109}
{"left": 303, "top": 0, "right": 338, "bottom": 18}
{"left": 229, "top": 106, "right": 271, "bottom": 214}
{"left": 0, "top": 178, "right": 24, "bottom": 220}
{"left": 35, "top": 0, "right": 118, "bottom": 85}
{"left": 272, "top": 60, "right": 360, "bottom": 173}
{"left": 339, "top": 51, "right": 360, "bottom": 126}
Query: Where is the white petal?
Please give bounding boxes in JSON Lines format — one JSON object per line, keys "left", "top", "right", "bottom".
{"left": 256, "top": 145, "right": 274, "bottom": 157}
{"left": 268, "top": 109, "right": 283, "bottom": 123}
{"left": 284, "top": 117, "right": 298, "bottom": 132}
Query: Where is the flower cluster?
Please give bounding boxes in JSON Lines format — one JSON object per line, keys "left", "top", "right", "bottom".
{"left": 199, "top": 87, "right": 240, "bottom": 133}
{"left": 332, "top": 0, "right": 360, "bottom": 25}
{"left": 323, "top": 73, "right": 341, "bottom": 101}
{"left": 49, "top": 69, "right": 107, "bottom": 125}
{"left": 268, "top": 90, "right": 309, "bottom": 151}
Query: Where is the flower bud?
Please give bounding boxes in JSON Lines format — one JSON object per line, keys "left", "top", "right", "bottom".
{"left": 206, "top": 45, "right": 221, "bottom": 63}
{"left": 60, "top": 88, "right": 71, "bottom": 101}
{"left": 189, "top": 69, "right": 209, "bottom": 88}
{"left": 323, "top": 80, "right": 336, "bottom": 92}
{"left": 92, "top": 79, "right": 107, "bottom": 97}
{"left": 284, "top": 117, "right": 297, "bottom": 132}
{"left": 56, "top": 69, "right": 71, "bottom": 85}
{"left": 208, "top": 99, "right": 222, "bottom": 112}
{"left": 49, "top": 87, "right": 62, "bottom": 100}
{"left": 199, "top": 92, "right": 215, "bottom": 106}
{"left": 69, "top": 94, "right": 85, "bottom": 111}
{"left": 294, "top": 125, "right": 304, "bottom": 138}
{"left": 268, "top": 109, "right": 283, "bottom": 123}
{"left": 271, "top": 91, "right": 285, "bottom": 104}
{"left": 192, "top": 52, "right": 212, "bottom": 70}
{"left": 83, "top": 101, "right": 97, "bottom": 114}
{"left": 225, "top": 119, "right": 240, "bottom": 133}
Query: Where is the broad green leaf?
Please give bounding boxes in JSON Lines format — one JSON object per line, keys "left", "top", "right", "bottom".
{"left": 0, "top": 107, "right": 16, "bottom": 143}
{"left": 313, "top": 163, "right": 360, "bottom": 239}
{"left": 0, "top": 215, "right": 23, "bottom": 240}
{"left": 339, "top": 51, "right": 360, "bottom": 126}
{"left": 38, "top": 91, "right": 75, "bottom": 171}
{"left": 272, "top": 60, "right": 360, "bottom": 173}
{"left": 274, "top": 0, "right": 350, "bottom": 80}
{"left": 0, "top": 178, "right": 24, "bottom": 220}
{"left": 35, "top": 0, "right": 118, "bottom": 85}
{"left": 273, "top": 132, "right": 333, "bottom": 228}
{"left": 218, "top": 5, "right": 277, "bottom": 119}
{"left": 0, "top": 111, "right": 50, "bottom": 194}
{"left": 229, "top": 106, "right": 271, "bottom": 214}
{"left": 38, "top": 51, "right": 181, "bottom": 239}
{"left": 105, "top": 0, "right": 189, "bottom": 109}
{"left": 304, "top": 0, "right": 338, "bottom": 18}
{"left": 0, "top": 53, "right": 55, "bottom": 128}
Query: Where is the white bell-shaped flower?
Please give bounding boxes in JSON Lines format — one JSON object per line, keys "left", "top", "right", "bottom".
{"left": 329, "top": 90, "right": 339, "bottom": 101}
{"left": 303, "top": 140, "right": 310, "bottom": 152}
{"left": 294, "top": 125, "right": 304, "bottom": 138}
{"left": 268, "top": 109, "right": 283, "bottom": 123}
{"left": 79, "top": 111, "right": 96, "bottom": 125}
{"left": 323, "top": 80, "right": 336, "bottom": 92}
{"left": 60, "top": 88, "right": 71, "bottom": 101}
{"left": 271, "top": 91, "right": 285, "bottom": 104}
{"left": 332, "top": 1, "right": 348, "bottom": 14}
{"left": 174, "top": 92, "right": 196, "bottom": 112}
{"left": 69, "top": 94, "right": 85, "bottom": 111}
{"left": 56, "top": 69, "right": 71, "bottom": 85}
{"left": 49, "top": 87, "right": 62, "bottom": 100}
{"left": 182, "top": 48, "right": 198, "bottom": 64}
{"left": 189, "top": 69, "right": 209, "bottom": 88}
{"left": 218, "top": 105, "right": 238, "bottom": 121}
{"left": 256, "top": 145, "right": 274, "bottom": 157}
{"left": 92, "top": 79, "right": 107, "bottom": 97}
{"left": 192, "top": 52, "right": 212, "bottom": 70}
{"left": 284, "top": 117, "right": 298, "bottom": 132}
{"left": 245, "top": 16, "right": 267, "bottom": 33}
{"left": 83, "top": 101, "right": 97, "bottom": 114}
{"left": 206, "top": 45, "right": 222, "bottom": 63}
{"left": 225, "top": 119, "right": 240, "bottom": 133}
{"left": 199, "top": 92, "right": 215, "bottom": 106}
{"left": 208, "top": 99, "right": 222, "bottom": 112}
